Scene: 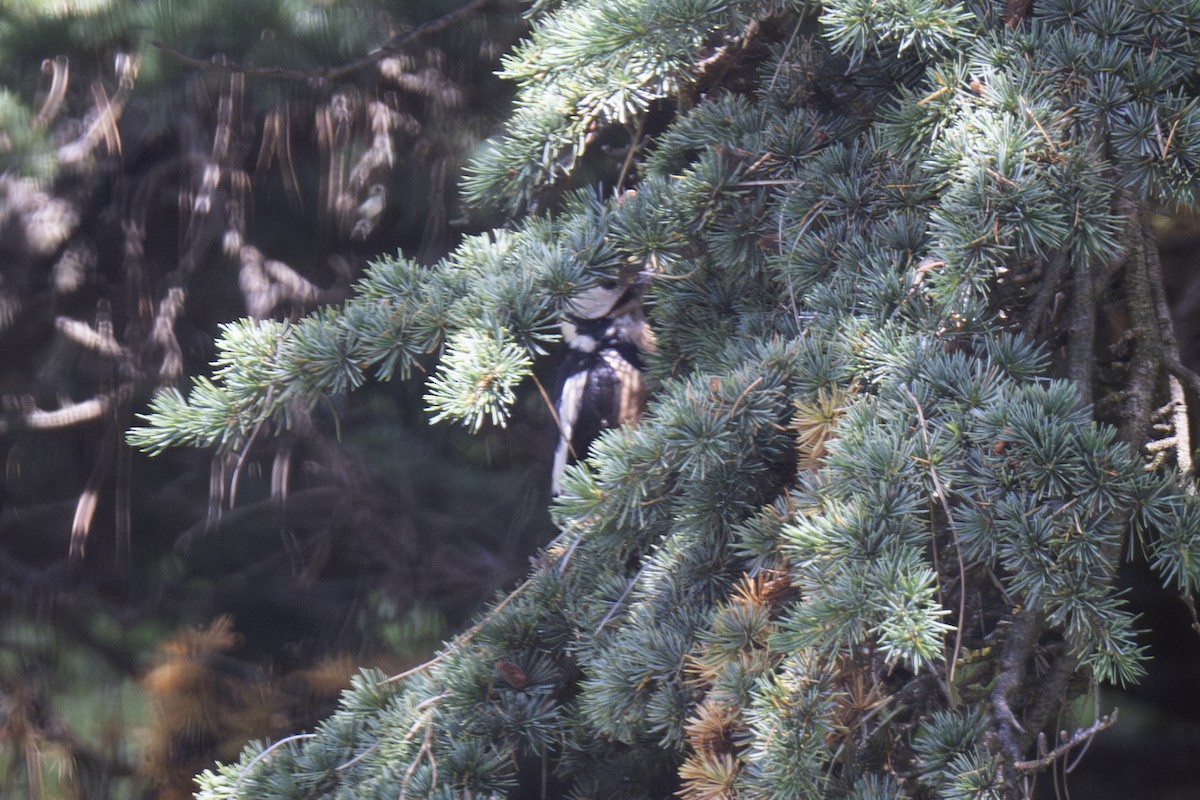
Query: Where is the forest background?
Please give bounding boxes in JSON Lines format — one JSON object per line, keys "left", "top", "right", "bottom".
{"left": 0, "top": 1, "right": 547, "bottom": 797}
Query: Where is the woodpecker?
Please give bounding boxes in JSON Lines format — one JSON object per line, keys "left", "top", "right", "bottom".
{"left": 551, "top": 278, "right": 653, "bottom": 495}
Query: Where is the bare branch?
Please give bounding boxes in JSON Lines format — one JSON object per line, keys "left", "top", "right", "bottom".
{"left": 1144, "top": 214, "right": 1197, "bottom": 488}
{"left": 56, "top": 316, "right": 127, "bottom": 358}
{"left": 1013, "top": 709, "right": 1118, "bottom": 772}
{"left": 17, "top": 396, "right": 110, "bottom": 430}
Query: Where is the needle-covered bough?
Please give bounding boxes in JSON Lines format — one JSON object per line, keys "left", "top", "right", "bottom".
{"left": 130, "top": 0, "right": 1200, "bottom": 797}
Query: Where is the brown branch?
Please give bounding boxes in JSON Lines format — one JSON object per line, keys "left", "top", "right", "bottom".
{"left": 56, "top": 54, "right": 138, "bottom": 164}
{"left": 153, "top": 0, "right": 494, "bottom": 85}
{"left": 174, "top": 485, "right": 345, "bottom": 554}
{"left": 991, "top": 610, "right": 1042, "bottom": 768}
{"left": 531, "top": 371, "right": 577, "bottom": 463}
{"left": 1123, "top": 207, "right": 1163, "bottom": 452}
{"left": 615, "top": 115, "right": 646, "bottom": 194}
{"left": 1144, "top": 214, "right": 1196, "bottom": 488}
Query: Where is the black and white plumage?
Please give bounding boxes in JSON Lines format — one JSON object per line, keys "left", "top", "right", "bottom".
{"left": 551, "top": 281, "right": 653, "bottom": 495}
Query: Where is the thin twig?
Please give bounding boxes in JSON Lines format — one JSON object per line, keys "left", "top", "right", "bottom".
{"left": 383, "top": 656, "right": 444, "bottom": 686}
{"left": 382, "top": 572, "right": 535, "bottom": 685}
{"left": 1013, "top": 709, "right": 1118, "bottom": 771}
{"left": 765, "top": 15, "right": 806, "bottom": 99}
{"left": 398, "top": 716, "right": 437, "bottom": 800}
{"left": 596, "top": 564, "right": 648, "bottom": 634}
{"left": 1066, "top": 683, "right": 1102, "bottom": 774}
{"left": 336, "top": 693, "right": 447, "bottom": 772}
{"left": 532, "top": 371, "right": 577, "bottom": 462}
{"left": 728, "top": 376, "right": 763, "bottom": 418}
{"left": 900, "top": 384, "right": 967, "bottom": 689}
{"left": 729, "top": 179, "right": 807, "bottom": 187}
{"left": 615, "top": 115, "right": 645, "bottom": 194}
{"left": 378, "top": 513, "right": 594, "bottom": 689}
{"left": 234, "top": 733, "right": 317, "bottom": 791}
{"left": 1020, "top": 96, "right": 1059, "bottom": 154}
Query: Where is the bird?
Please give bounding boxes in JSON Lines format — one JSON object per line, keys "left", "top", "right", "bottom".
{"left": 551, "top": 276, "right": 654, "bottom": 495}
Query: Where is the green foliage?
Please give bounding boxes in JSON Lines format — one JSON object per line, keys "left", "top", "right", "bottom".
{"left": 0, "top": 89, "right": 56, "bottom": 178}
{"left": 0, "top": 618, "right": 154, "bottom": 800}
{"left": 463, "top": 0, "right": 807, "bottom": 213}
{"left": 821, "top": 0, "right": 974, "bottom": 59}
{"left": 425, "top": 329, "right": 534, "bottom": 431}
{"left": 132, "top": 0, "right": 1200, "bottom": 797}
{"left": 1, "top": 2, "right": 530, "bottom": 797}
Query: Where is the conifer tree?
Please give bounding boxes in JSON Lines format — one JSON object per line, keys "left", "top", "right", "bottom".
{"left": 131, "top": 0, "right": 1200, "bottom": 797}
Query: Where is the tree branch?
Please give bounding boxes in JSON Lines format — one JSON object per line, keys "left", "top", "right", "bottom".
{"left": 1013, "top": 709, "right": 1118, "bottom": 772}
{"left": 1144, "top": 214, "right": 1196, "bottom": 487}
{"left": 1123, "top": 207, "right": 1163, "bottom": 452}
{"left": 991, "top": 610, "right": 1042, "bottom": 768}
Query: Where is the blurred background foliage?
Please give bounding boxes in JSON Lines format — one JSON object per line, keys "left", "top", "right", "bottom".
{"left": 0, "top": 1, "right": 560, "bottom": 797}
